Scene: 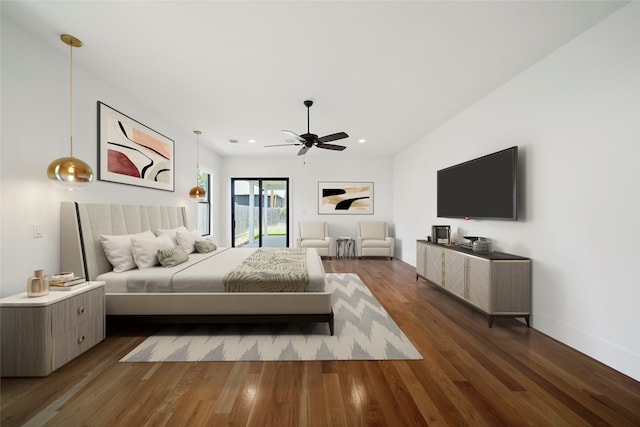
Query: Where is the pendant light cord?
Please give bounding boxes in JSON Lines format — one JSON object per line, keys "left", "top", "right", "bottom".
{"left": 195, "top": 132, "right": 200, "bottom": 186}
{"left": 69, "top": 42, "right": 74, "bottom": 158}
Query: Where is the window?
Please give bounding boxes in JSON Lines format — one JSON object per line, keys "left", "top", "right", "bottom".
{"left": 197, "top": 170, "right": 211, "bottom": 236}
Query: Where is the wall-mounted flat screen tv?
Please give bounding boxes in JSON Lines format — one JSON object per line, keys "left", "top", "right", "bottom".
{"left": 437, "top": 146, "right": 518, "bottom": 220}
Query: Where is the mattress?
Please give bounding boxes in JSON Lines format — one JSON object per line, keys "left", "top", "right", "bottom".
{"left": 97, "top": 247, "right": 327, "bottom": 293}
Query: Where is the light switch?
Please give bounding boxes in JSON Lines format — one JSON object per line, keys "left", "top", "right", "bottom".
{"left": 33, "top": 224, "right": 43, "bottom": 238}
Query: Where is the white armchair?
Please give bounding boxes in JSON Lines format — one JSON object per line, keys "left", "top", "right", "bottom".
{"left": 296, "top": 221, "right": 332, "bottom": 258}
{"left": 356, "top": 221, "right": 394, "bottom": 260}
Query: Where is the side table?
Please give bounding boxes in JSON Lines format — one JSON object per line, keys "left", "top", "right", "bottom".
{"left": 0, "top": 281, "right": 105, "bottom": 377}
{"left": 336, "top": 237, "right": 355, "bottom": 259}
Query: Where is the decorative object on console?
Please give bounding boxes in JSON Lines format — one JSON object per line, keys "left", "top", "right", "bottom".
{"left": 318, "top": 181, "right": 373, "bottom": 214}
{"left": 450, "top": 227, "right": 461, "bottom": 245}
{"left": 189, "top": 130, "right": 206, "bottom": 201}
{"left": 472, "top": 238, "right": 492, "bottom": 253}
{"left": 98, "top": 101, "right": 175, "bottom": 191}
{"left": 47, "top": 34, "right": 94, "bottom": 191}
{"left": 27, "top": 269, "right": 50, "bottom": 297}
{"left": 461, "top": 236, "right": 479, "bottom": 249}
{"left": 432, "top": 225, "right": 451, "bottom": 244}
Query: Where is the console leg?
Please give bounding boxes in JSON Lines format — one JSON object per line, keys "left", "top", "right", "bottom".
{"left": 488, "top": 316, "right": 494, "bottom": 328}
{"left": 329, "top": 310, "right": 335, "bottom": 336}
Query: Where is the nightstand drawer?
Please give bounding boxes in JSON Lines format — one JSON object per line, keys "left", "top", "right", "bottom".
{"left": 51, "top": 287, "right": 104, "bottom": 335}
{"left": 52, "top": 315, "right": 104, "bottom": 370}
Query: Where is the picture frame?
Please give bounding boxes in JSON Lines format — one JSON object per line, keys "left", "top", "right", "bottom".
{"left": 318, "top": 181, "right": 374, "bottom": 214}
{"left": 97, "top": 101, "right": 175, "bottom": 191}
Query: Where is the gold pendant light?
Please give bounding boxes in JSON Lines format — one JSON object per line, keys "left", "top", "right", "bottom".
{"left": 47, "top": 34, "right": 94, "bottom": 190}
{"left": 189, "top": 130, "right": 206, "bottom": 201}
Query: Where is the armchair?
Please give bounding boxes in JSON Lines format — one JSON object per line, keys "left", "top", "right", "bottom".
{"left": 297, "top": 221, "right": 332, "bottom": 258}
{"left": 356, "top": 221, "right": 394, "bottom": 260}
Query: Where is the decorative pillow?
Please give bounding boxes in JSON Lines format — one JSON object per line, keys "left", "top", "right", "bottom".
{"left": 194, "top": 239, "right": 217, "bottom": 254}
{"left": 101, "top": 231, "right": 155, "bottom": 272}
{"left": 153, "top": 226, "right": 188, "bottom": 246}
{"left": 157, "top": 247, "right": 189, "bottom": 268}
{"left": 176, "top": 229, "right": 202, "bottom": 254}
{"left": 130, "top": 234, "right": 174, "bottom": 269}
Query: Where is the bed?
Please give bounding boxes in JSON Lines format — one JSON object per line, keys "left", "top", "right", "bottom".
{"left": 60, "top": 202, "right": 334, "bottom": 334}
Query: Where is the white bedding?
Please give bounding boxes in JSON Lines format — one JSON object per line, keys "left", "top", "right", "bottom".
{"left": 97, "top": 247, "right": 327, "bottom": 293}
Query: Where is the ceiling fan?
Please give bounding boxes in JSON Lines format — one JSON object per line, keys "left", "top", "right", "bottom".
{"left": 266, "top": 100, "right": 348, "bottom": 156}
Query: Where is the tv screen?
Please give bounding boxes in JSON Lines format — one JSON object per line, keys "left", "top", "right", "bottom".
{"left": 437, "top": 146, "right": 518, "bottom": 220}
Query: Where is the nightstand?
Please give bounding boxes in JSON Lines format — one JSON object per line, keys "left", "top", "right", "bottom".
{"left": 0, "top": 281, "right": 105, "bottom": 377}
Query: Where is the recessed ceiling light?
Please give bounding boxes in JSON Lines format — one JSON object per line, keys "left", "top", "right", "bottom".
{"left": 359, "top": 139, "right": 366, "bottom": 144}
{"left": 249, "top": 139, "right": 256, "bottom": 143}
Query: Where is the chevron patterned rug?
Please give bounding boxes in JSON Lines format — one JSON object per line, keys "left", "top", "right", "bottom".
{"left": 120, "top": 273, "right": 422, "bottom": 362}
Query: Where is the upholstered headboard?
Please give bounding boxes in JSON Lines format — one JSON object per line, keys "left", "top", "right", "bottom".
{"left": 61, "top": 202, "right": 188, "bottom": 281}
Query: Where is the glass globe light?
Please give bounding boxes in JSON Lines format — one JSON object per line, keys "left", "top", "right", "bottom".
{"left": 189, "top": 186, "right": 206, "bottom": 201}
{"left": 47, "top": 156, "right": 94, "bottom": 190}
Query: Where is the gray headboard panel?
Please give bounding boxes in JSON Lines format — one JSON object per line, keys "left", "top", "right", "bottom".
{"left": 61, "top": 202, "right": 188, "bottom": 281}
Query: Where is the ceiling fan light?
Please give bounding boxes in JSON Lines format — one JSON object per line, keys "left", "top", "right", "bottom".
{"left": 189, "top": 186, "right": 207, "bottom": 201}
{"left": 47, "top": 156, "right": 94, "bottom": 191}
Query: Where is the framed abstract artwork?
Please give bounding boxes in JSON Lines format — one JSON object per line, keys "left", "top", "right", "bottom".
{"left": 318, "top": 181, "right": 374, "bottom": 214}
{"left": 98, "top": 101, "right": 175, "bottom": 191}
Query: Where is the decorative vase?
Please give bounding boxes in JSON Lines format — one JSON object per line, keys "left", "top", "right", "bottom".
{"left": 27, "top": 269, "right": 50, "bottom": 297}
{"left": 473, "top": 238, "right": 492, "bottom": 253}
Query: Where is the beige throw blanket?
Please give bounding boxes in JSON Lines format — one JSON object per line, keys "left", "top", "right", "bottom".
{"left": 223, "top": 248, "right": 309, "bottom": 292}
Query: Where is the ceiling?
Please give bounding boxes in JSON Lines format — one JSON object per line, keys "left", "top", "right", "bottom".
{"left": 2, "top": 1, "right": 626, "bottom": 158}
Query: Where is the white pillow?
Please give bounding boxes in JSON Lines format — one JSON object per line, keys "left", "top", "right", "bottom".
{"left": 130, "top": 234, "right": 174, "bottom": 269}
{"left": 101, "top": 231, "right": 154, "bottom": 272}
{"left": 153, "top": 226, "right": 188, "bottom": 246}
{"left": 176, "top": 229, "right": 202, "bottom": 254}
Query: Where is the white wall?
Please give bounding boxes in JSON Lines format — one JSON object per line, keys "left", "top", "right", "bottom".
{"left": 394, "top": 3, "right": 639, "bottom": 380}
{"left": 218, "top": 155, "right": 394, "bottom": 248}
{"left": 0, "top": 17, "right": 222, "bottom": 297}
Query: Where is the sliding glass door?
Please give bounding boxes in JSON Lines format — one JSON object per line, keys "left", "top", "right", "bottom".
{"left": 231, "top": 178, "right": 289, "bottom": 248}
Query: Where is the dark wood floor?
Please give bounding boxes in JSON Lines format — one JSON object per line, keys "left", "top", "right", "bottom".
{"left": 2, "top": 258, "right": 639, "bottom": 426}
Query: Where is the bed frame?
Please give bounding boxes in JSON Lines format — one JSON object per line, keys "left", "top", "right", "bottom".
{"left": 61, "top": 202, "right": 334, "bottom": 335}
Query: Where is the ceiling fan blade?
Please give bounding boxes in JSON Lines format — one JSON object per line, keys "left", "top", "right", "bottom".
{"left": 317, "top": 143, "right": 346, "bottom": 151}
{"left": 297, "top": 146, "right": 310, "bottom": 156}
{"left": 264, "top": 143, "right": 300, "bottom": 147}
{"left": 318, "top": 132, "right": 348, "bottom": 143}
{"left": 282, "top": 130, "right": 305, "bottom": 142}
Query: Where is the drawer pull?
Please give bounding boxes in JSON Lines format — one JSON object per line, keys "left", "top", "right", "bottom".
{"left": 78, "top": 306, "right": 85, "bottom": 315}
{"left": 78, "top": 335, "right": 85, "bottom": 344}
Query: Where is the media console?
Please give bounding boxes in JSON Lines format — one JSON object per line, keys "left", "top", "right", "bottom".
{"left": 416, "top": 240, "right": 531, "bottom": 327}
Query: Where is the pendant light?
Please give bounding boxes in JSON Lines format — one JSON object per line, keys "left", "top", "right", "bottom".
{"left": 47, "top": 34, "right": 94, "bottom": 190}
{"left": 189, "top": 130, "right": 206, "bottom": 201}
